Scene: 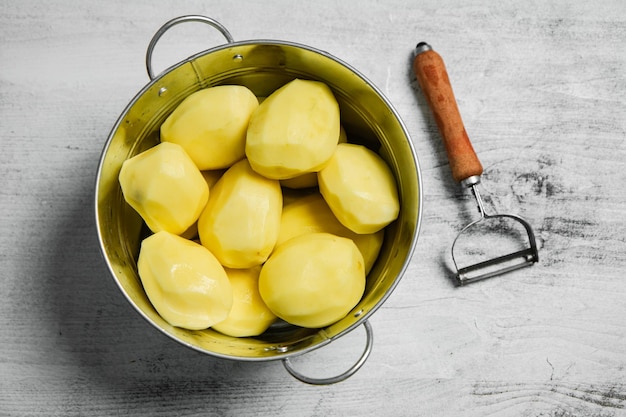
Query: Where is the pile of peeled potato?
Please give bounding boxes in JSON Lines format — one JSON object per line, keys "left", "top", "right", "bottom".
{"left": 119, "top": 79, "right": 400, "bottom": 337}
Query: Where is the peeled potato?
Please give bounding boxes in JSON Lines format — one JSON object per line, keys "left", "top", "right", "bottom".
{"left": 277, "top": 193, "right": 384, "bottom": 274}
{"left": 137, "top": 231, "right": 233, "bottom": 330}
{"left": 318, "top": 143, "right": 399, "bottom": 234}
{"left": 259, "top": 233, "right": 365, "bottom": 328}
{"left": 119, "top": 142, "right": 209, "bottom": 235}
{"left": 280, "top": 125, "right": 348, "bottom": 189}
{"left": 161, "top": 85, "right": 259, "bottom": 170}
{"left": 245, "top": 79, "right": 340, "bottom": 179}
{"left": 198, "top": 159, "right": 282, "bottom": 268}
{"left": 212, "top": 266, "right": 277, "bottom": 337}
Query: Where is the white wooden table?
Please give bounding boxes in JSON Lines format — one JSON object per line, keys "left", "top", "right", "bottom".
{"left": 2, "top": 1, "right": 625, "bottom": 415}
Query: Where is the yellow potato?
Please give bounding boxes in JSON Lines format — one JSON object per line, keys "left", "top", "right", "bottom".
{"left": 245, "top": 79, "right": 340, "bottom": 179}
{"left": 318, "top": 143, "right": 399, "bottom": 234}
{"left": 119, "top": 142, "right": 209, "bottom": 235}
{"left": 259, "top": 233, "right": 365, "bottom": 328}
{"left": 279, "top": 125, "right": 348, "bottom": 189}
{"left": 212, "top": 266, "right": 277, "bottom": 337}
{"left": 198, "top": 159, "right": 282, "bottom": 268}
{"left": 137, "top": 231, "right": 233, "bottom": 330}
{"left": 277, "top": 193, "right": 384, "bottom": 274}
{"left": 161, "top": 85, "right": 259, "bottom": 170}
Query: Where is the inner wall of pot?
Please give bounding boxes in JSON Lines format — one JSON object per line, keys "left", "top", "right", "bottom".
{"left": 97, "top": 41, "right": 420, "bottom": 360}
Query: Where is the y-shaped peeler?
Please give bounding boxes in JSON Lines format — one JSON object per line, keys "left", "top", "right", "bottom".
{"left": 412, "top": 42, "right": 539, "bottom": 286}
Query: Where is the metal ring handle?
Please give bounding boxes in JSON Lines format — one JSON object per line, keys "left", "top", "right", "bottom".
{"left": 282, "top": 320, "right": 374, "bottom": 385}
{"left": 145, "top": 15, "right": 234, "bottom": 80}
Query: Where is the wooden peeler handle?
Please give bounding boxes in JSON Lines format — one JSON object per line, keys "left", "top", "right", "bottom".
{"left": 412, "top": 42, "right": 483, "bottom": 183}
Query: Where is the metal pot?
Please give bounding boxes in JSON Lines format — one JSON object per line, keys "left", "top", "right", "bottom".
{"left": 94, "top": 15, "right": 422, "bottom": 384}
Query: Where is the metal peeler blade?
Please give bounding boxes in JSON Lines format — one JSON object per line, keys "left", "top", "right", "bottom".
{"left": 451, "top": 176, "right": 539, "bottom": 285}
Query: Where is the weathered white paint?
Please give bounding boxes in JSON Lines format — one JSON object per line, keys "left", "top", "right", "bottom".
{"left": 1, "top": 1, "right": 625, "bottom": 416}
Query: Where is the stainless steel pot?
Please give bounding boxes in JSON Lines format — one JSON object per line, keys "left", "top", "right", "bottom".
{"left": 95, "top": 15, "right": 422, "bottom": 384}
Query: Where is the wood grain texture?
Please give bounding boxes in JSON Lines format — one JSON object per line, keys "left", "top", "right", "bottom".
{"left": 1, "top": 0, "right": 625, "bottom": 416}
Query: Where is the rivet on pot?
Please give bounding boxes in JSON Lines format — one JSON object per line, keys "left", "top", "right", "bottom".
{"left": 232, "top": 54, "right": 244, "bottom": 62}
{"left": 158, "top": 87, "right": 168, "bottom": 97}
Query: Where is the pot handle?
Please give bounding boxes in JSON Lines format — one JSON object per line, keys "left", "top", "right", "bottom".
{"left": 281, "top": 320, "right": 373, "bottom": 385}
{"left": 145, "top": 15, "right": 234, "bottom": 80}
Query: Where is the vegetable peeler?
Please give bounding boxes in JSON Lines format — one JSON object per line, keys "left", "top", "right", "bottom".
{"left": 412, "top": 42, "right": 539, "bottom": 286}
